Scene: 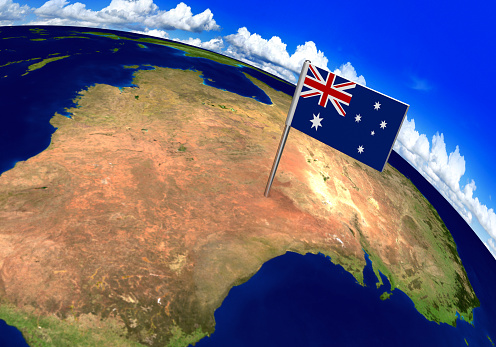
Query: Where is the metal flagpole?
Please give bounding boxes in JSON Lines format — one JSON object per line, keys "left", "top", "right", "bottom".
{"left": 264, "top": 60, "right": 311, "bottom": 197}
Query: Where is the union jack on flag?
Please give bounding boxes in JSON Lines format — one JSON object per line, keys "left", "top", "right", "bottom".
{"left": 290, "top": 62, "right": 409, "bottom": 172}
{"left": 301, "top": 64, "right": 356, "bottom": 116}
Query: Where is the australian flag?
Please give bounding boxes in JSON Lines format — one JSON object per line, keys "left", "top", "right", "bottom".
{"left": 290, "top": 63, "right": 409, "bottom": 172}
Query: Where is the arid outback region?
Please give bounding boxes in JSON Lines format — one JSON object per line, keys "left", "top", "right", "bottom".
{"left": 0, "top": 67, "right": 478, "bottom": 346}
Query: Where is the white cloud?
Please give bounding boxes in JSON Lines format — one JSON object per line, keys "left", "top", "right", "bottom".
{"left": 26, "top": 17, "right": 93, "bottom": 27}
{"left": 174, "top": 37, "right": 224, "bottom": 52}
{"left": 35, "top": 0, "right": 99, "bottom": 22}
{"left": 224, "top": 27, "right": 291, "bottom": 66}
{"left": 394, "top": 117, "right": 496, "bottom": 249}
{"left": 103, "top": 0, "right": 157, "bottom": 15}
{"left": 30, "top": 0, "right": 219, "bottom": 32}
{"left": 288, "top": 41, "right": 329, "bottom": 73}
{"left": 143, "top": 2, "right": 218, "bottom": 32}
{"left": 0, "top": 0, "right": 31, "bottom": 23}
{"left": 484, "top": 238, "right": 496, "bottom": 260}
{"left": 334, "top": 62, "right": 366, "bottom": 85}
{"left": 222, "top": 27, "right": 329, "bottom": 79}
{"left": 429, "top": 133, "right": 465, "bottom": 191}
{"left": 220, "top": 27, "right": 364, "bottom": 85}
{"left": 131, "top": 27, "right": 168, "bottom": 38}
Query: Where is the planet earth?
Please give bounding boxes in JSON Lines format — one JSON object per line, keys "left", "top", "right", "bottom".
{"left": 0, "top": 26, "right": 494, "bottom": 346}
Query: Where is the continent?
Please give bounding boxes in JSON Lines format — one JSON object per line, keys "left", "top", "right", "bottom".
{"left": 0, "top": 66, "right": 478, "bottom": 346}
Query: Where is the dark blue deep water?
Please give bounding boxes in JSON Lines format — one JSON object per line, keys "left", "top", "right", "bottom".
{"left": 0, "top": 26, "right": 495, "bottom": 346}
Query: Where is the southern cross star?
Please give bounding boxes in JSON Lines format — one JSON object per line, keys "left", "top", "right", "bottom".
{"left": 310, "top": 113, "right": 323, "bottom": 131}
{"left": 358, "top": 145, "right": 364, "bottom": 154}
{"left": 374, "top": 101, "right": 381, "bottom": 110}
{"left": 371, "top": 130, "right": 375, "bottom": 136}
{"left": 380, "top": 120, "right": 387, "bottom": 129}
{"left": 355, "top": 114, "right": 362, "bottom": 123}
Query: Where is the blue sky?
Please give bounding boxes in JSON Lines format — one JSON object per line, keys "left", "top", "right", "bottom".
{"left": 1, "top": 0, "right": 495, "bottom": 259}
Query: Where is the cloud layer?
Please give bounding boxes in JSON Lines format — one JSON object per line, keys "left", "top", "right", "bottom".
{"left": 222, "top": 27, "right": 329, "bottom": 81}
{"left": 0, "top": 0, "right": 30, "bottom": 24}
{"left": 485, "top": 238, "right": 496, "bottom": 259}
{"left": 26, "top": 0, "right": 219, "bottom": 32}
{"left": 174, "top": 36, "right": 224, "bottom": 52}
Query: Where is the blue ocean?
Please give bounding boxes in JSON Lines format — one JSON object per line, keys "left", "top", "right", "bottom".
{"left": 0, "top": 26, "right": 494, "bottom": 346}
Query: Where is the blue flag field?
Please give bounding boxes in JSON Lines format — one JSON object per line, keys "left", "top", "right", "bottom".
{"left": 290, "top": 63, "right": 409, "bottom": 172}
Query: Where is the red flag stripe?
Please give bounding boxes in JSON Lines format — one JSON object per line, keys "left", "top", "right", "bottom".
{"left": 304, "top": 76, "right": 352, "bottom": 106}
{"left": 334, "top": 81, "right": 356, "bottom": 88}
{"left": 301, "top": 91, "right": 321, "bottom": 98}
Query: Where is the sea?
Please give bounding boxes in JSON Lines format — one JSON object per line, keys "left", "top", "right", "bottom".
{"left": 0, "top": 26, "right": 494, "bottom": 346}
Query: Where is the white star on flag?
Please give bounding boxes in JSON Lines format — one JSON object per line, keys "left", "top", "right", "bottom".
{"left": 358, "top": 145, "right": 364, "bottom": 154}
{"left": 355, "top": 114, "right": 362, "bottom": 122}
{"left": 374, "top": 102, "right": 381, "bottom": 110}
{"left": 380, "top": 120, "right": 387, "bottom": 129}
{"left": 371, "top": 130, "right": 375, "bottom": 135}
{"left": 310, "top": 113, "right": 323, "bottom": 131}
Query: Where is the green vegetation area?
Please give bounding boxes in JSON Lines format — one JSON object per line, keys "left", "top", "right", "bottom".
{"left": 1, "top": 36, "right": 27, "bottom": 40}
{"left": 22, "top": 55, "right": 70, "bottom": 76}
{"left": 488, "top": 335, "right": 494, "bottom": 346}
{"left": 0, "top": 57, "right": 41, "bottom": 69}
{"left": 29, "top": 28, "right": 47, "bottom": 33}
{"left": 342, "top": 166, "right": 359, "bottom": 191}
{"left": 349, "top": 192, "right": 478, "bottom": 326}
{"left": 380, "top": 292, "right": 392, "bottom": 300}
{"left": 217, "top": 104, "right": 236, "bottom": 111}
{"left": 0, "top": 302, "right": 145, "bottom": 347}
{"left": 320, "top": 172, "right": 330, "bottom": 182}
{"left": 347, "top": 212, "right": 393, "bottom": 290}
{"left": 54, "top": 36, "right": 89, "bottom": 40}
{"left": 29, "top": 28, "right": 85, "bottom": 39}
{"left": 167, "top": 323, "right": 207, "bottom": 347}
{"left": 137, "top": 44, "right": 147, "bottom": 49}
{"left": 82, "top": 30, "right": 246, "bottom": 67}
{"left": 380, "top": 167, "right": 479, "bottom": 325}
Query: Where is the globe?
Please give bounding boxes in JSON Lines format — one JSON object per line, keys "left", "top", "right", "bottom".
{"left": 0, "top": 26, "right": 495, "bottom": 347}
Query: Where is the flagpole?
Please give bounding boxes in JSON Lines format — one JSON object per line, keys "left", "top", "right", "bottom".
{"left": 264, "top": 60, "right": 311, "bottom": 197}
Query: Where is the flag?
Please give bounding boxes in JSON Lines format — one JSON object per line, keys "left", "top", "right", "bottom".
{"left": 290, "top": 63, "right": 409, "bottom": 172}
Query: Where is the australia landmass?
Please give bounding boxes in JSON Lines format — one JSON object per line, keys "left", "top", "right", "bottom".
{"left": 0, "top": 66, "right": 479, "bottom": 346}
